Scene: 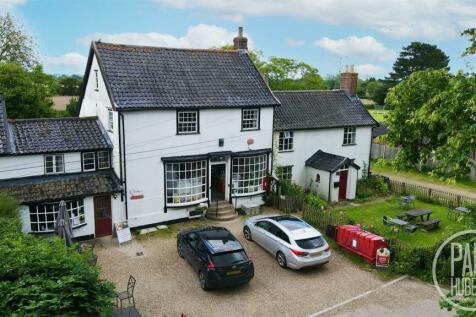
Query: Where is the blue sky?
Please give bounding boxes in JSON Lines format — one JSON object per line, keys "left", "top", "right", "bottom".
{"left": 2, "top": 0, "right": 475, "bottom": 79}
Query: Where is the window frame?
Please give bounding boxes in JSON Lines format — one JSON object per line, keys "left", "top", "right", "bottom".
{"left": 94, "top": 69, "right": 99, "bottom": 91}
{"left": 241, "top": 108, "right": 260, "bottom": 131}
{"left": 176, "top": 110, "right": 199, "bottom": 135}
{"left": 82, "top": 152, "right": 96, "bottom": 172}
{"left": 29, "top": 199, "right": 85, "bottom": 233}
{"left": 277, "top": 165, "right": 293, "bottom": 181}
{"left": 165, "top": 160, "right": 208, "bottom": 207}
{"left": 231, "top": 154, "right": 268, "bottom": 196}
{"left": 343, "top": 127, "right": 356, "bottom": 145}
{"left": 278, "top": 131, "right": 294, "bottom": 152}
{"left": 44, "top": 154, "right": 65, "bottom": 175}
{"left": 97, "top": 151, "right": 111, "bottom": 170}
{"left": 107, "top": 110, "right": 114, "bottom": 132}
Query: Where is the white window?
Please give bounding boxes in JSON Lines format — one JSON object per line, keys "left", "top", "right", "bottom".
{"left": 29, "top": 199, "right": 85, "bottom": 233}
{"left": 165, "top": 160, "right": 207, "bottom": 206}
{"left": 277, "top": 166, "right": 292, "bottom": 181}
{"left": 232, "top": 154, "right": 267, "bottom": 195}
{"left": 45, "top": 154, "right": 64, "bottom": 174}
{"left": 94, "top": 69, "right": 99, "bottom": 90}
{"left": 242, "top": 109, "right": 259, "bottom": 131}
{"left": 82, "top": 152, "right": 96, "bottom": 171}
{"left": 108, "top": 110, "right": 114, "bottom": 132}
{"left": 343, "top": 127, "right": 356, "bottom": 145}
{"left": 177, "top": 111, "right": 198, "bottom": 134}
{"left": 97, "top": 151, "right": 110, "bottom": 169}
{"left": 278, "top": 131, "right": 294, "bottom": 151}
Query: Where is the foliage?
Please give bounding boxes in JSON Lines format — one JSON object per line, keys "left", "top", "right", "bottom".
{"left": 462, "top": 28, "right": 476, "bottom": 57}
{"left": 356, "top": 175, "right": 389, "bottom": 199}
{"left": 387, "top": 42, "right": 450, "bottom": 84}
{"left": 0, "top": 193, "right": 19, "bottom": 219}
{"left": 65, "top": 97, "right": 80, "bottom": 116}
{"left": 279, "top": 180, "right": 304, "bottom": 196}
{"left": 0, "top": 13, "right": 37, "bottom": 68}
{"left": 386, "top": 69, "right": 476, "bottom": 178}
{"left": 55, "top": 74, "right": 82, "bottom": 95}
{"left": 365, "top": 80, "right": 389, "bottom": 105}
{"left": 0, "top": 63, "right": 58, "bottom": 119}
{"left": 304, "top": 194, "right": 326, "bottom": 210}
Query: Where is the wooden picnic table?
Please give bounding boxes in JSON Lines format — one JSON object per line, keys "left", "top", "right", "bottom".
{"left": 404, "top": 209, "right": 432, "bottom": 222}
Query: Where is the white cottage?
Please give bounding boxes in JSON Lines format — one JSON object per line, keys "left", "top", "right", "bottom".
{"left": 0, "top": 96, "right": 122, "bottom": 238}
{"left": 78, "top": 29, "right": 280, "bottom": 228}
{"left": 273, "top": 71, "right": 377, "bottom": 202}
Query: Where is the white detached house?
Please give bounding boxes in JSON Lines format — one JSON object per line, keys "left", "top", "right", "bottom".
{"left": 78, "top": 29, "right": 280, "bottom": 231}
{"left": 273, "top": 70, "right": 377, "bottom": 202}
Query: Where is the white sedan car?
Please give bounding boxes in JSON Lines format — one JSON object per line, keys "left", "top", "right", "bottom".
{"left": 243, "top": 215, "right": 330, "bottom": 269}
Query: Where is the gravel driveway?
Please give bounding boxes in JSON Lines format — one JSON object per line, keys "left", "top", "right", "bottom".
{"left": 97, "top": 213, "right": 451, "bottom": 317}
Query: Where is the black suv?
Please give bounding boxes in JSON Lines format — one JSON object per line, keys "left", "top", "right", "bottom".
{"left": 177, "top": 226, "right": 254, "bottom": 290}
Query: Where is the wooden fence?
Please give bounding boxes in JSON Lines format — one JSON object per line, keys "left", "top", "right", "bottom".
{"left": 389, "top": 179, "right": 476, "bottom": 207}
{"left": 302, "top": 203, "right": 348, "bottom": 231}
{"left": 269, "top": 193, "right": 304, "bottom": 213}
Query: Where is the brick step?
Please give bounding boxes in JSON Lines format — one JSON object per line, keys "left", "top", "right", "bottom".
{"left": 206, "top": 213, "right": 240, "bottom": 221}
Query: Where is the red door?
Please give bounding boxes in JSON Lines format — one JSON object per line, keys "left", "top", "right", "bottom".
{"left": 94, "top": 195, "right": 112, "bottom": 237}
{"left": 338, "top": 170, "right": 348, "bottom": 201}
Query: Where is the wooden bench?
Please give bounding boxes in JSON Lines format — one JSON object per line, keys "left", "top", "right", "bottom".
{"left": 420, "top": 218, "right": 440, "bottom": 231}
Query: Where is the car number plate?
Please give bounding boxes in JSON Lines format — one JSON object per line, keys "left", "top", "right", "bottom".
{"left": 311, "top": 251, "right": 322, "bottom": 257}
{"left": 226, "top": 270, "right": 241, "bottom": 276}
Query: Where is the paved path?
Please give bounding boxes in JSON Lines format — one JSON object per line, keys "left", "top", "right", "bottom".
{"left": 98, "top": 212, "right": 451, "bottom": 317}
{"left": 376, "top": 171, "right": 476, "bottom": 199}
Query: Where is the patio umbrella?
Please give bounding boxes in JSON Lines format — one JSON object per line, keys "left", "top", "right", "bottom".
{"left": 55, "top": 200, "right": 73, "bottom": 246}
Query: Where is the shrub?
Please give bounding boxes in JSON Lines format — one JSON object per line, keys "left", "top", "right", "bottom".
{"left": 280, "top": 180, "right": 304, "bottom": 196}
{"left": 356, "top": 175, "right": 390, "bottom": 199}
{"left": 305, "top": 194, "right": 326, "bottom": 210}
{"left": 0, "top": 193, "right": 19, "bottom": 219}
{"left": 0, "top": 216, "right": 115, "bottom": 316}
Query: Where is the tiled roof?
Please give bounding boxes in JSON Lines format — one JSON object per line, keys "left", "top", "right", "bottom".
{"left": 372, "top": 123, "right": 388, "bottom": 138}
{"left": 0, "top": 170, "right": 122, "bottom": 204}
{"left": 273, "top": 90, "right": 378, "bottom": 131}
{"left": 7, "top": 117, "right": 112, "bottom": 154}
{"left": 0, "top": 96, "right": 11, "bottom": 154}
{"left": 92, "top": 42, "right": 280, "bottom": 110}
{"left": 305, "top": 150, "right": 360, "bottom": 172}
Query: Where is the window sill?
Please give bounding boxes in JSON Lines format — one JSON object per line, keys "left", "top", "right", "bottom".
{"left": 31, "top": 222, "right": 87, "bottom": 234}
{"left": 278, "top": 150, "right": 294, "bottom": 153}
{"left": 241, "top": 128, "right": 260, "bottom": 132}
{"left": 166, "top": 198, "right": 208, "bottom": 208}
{"left": 45, "top": 171, "right": 65, "bottom": 175}
{"left": 231, "top": 190, "right": 265, "bottom": 198}
{"left": 342, "top": 143, "right": 356, "bottom": 146}
{"left": 176, "top": 132, "right": 200, "bottom": 135}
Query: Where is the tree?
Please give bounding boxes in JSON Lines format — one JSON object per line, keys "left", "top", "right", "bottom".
{"left": 65, "top": 97, "right": 79, "bottom": 116}
{"left": 55, "top": 75, "right": 82, "bottom": 95}
{"left": 0, "top": 13, "right": 37, "bottom": 68}
{"left": 365, "top": 80, "right": 389, "bottom": 105}
{"left": 386, "top": 69, "right": 476, "bottom": 178}
{"left": 0, "top": 63, "right": 57, "bottom": 119}
{"left": 388, "top": 42, "right": 449, "bottom": 84}
{"left": 462, "top": 28, "right": 476, "bottom": 57}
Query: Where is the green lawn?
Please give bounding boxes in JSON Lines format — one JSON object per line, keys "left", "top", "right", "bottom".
{"left": 369, "top": 109, "right": 392, "bottom": 123}
{"left": 337, "top": 197, "right": 465, "bottom": 248}
{"left": 372, "top": 163, "right": 476, "bottom": 193}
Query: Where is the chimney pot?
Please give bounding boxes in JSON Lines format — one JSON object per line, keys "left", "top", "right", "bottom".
{"left": 233, "top": 26, "right": 248, "bottom": 50}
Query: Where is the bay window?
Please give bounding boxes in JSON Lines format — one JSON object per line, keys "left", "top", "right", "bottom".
{"left": 165, "top": 160, "right": 207, "bottom": 206}
{"left": 29, "top": 199, "right": 85, "bottom": 233}
{"left": 232, "top": 154, "right": 267, "bottom": 195}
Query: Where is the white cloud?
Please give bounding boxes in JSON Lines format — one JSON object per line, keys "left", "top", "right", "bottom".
{"left": 0, "top": 0, "right": 27, "bottom": 10}
{"left": 42, "top": 52, "right": 87, "bottom": 74}
{"left": 314, "top": 36, "right": 396, "bottom": 62}
{"left": 286, "top": 38, "right": 305, "bottom": 47}
{"left": 154, "top": 0, "right": 476, "bottom": 40}
{"left": 354, "top": 64, "right": 388, "bottom": 78}
{"left": 77, "top": 24, "right": 251, "bottom": 49}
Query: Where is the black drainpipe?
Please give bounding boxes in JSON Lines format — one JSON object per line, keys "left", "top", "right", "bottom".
{"left": 118, "top": 111, "right": 123, "bottom": 201}
{"left": 121, "top": 112, "right": 128, "bottom": 220}
{"left": 328, "top": 171, "right": 332, "bottom": 203}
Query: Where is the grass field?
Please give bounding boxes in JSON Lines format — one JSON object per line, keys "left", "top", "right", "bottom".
{"left": 372, "top": 163, "right": 476, "bottom": 193}
{"left": 369, "top": 109, "right": 391, "bottom": 123}
{"left": 337, "top": 197, "right": 466, "bottom": 248}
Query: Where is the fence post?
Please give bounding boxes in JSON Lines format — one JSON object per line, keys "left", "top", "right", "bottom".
{"left": 428, "top": 188, "right": 432, "bottom": 200}
{"left": 457, "top": 195, "right": 461, "bottom": 206}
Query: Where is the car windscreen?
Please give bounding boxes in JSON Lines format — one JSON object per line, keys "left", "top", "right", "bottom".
{"left": 295, "top": 236, "right": 325, "bottom": 249}
{"left": 212, "top": 250, "right": 247, "bottom": 267}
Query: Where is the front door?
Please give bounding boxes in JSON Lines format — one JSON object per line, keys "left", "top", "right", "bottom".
{"left": 94, "top": 195, "right": 112, "bottom": 237}
{"left": 211, "top": 163, "right": 226, "bottom": 201}
{"left": 338, "top": 170, "right": 348, "bottom": 201}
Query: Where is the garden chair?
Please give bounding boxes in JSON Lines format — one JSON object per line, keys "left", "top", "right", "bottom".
{"left": 382, "top": 215, "right": 392, "bottom": 226}
{"left": 115, "top": 275, "right": 136, "bottom": 310}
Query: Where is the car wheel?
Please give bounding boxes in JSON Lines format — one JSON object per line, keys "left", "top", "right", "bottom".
{"left": 177, "top": 240, "right": 184, "bottom": 258}
{"left": 199, "top": 271, "right": 209, "bottom": 290}
{"left": 243, "top": 226, "right": 252, "bottom": 241}
{"left": 276, "top": 251, "right": 287, "bottom": 268}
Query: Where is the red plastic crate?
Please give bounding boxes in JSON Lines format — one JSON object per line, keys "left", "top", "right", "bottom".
{"left": 336, "top": 225, "right": 387, "bottom": 263}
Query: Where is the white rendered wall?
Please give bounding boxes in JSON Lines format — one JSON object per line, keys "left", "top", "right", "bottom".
{"left": 0, "top": 152, "right": 82, "bottom": 180}
{"left": 274, "top": 126, "right": 371, "bottom": 188}
{"left": 122, "top": 107, "right": 274, "bottom": 227}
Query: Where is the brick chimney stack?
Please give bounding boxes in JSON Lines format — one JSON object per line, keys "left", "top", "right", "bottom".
{"left": 340, "top": 65, "right": 358, "bottom": 96}
{"left": 233, "top": 26, "right": 248, "bottom": 50}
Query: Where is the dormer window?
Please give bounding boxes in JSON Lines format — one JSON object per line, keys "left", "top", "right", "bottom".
{"left": 177, "top": 110, "right": 199, "bottom": 134}
{"left": 242, "top": 108, "right": 259, "bottom": 131}
{"left": 45, "top": 154, "right": 64, "bottom": 174}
